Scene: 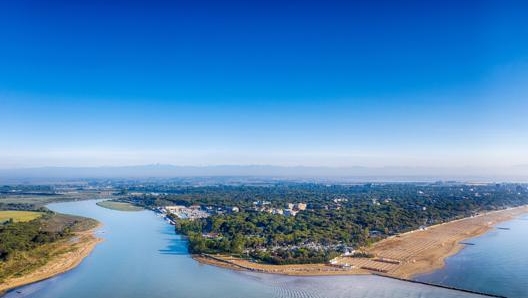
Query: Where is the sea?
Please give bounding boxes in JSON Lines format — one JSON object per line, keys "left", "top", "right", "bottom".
{"left": 3, "top": 200, "right": 527, "bottom": 298}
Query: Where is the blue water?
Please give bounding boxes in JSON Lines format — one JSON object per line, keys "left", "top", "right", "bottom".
{"left": 3, "top": 200, "right": 497, "bottom": 298}
{"left": 416, "top": 214, "right": 528, "bottom": 298}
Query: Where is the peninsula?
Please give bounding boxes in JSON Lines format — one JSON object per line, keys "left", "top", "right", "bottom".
{"left": 0, "top": 212, "right": 101, "bottom": 295}
{"left": 123, "top": 182, "right": 528, "bottom": 277}
{"left": 195, "top": 205, "right": 528, "bottom": 278}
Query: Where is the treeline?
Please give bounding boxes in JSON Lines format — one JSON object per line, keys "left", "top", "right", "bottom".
{"left": 176, "top": 204, "right": 416, "bottom": 264}
{"left": 127, "top": 183, "right": 528, "bottom": 216}
{"left": 0, "top": 213, "right": 96, "bottom": 262}
{"left": 127, "top": 183, "right": 528, "bottom": 264}
{"left": 0, "top": 215, "right": 69, "bottom": 261}
{"left": 0, "top": 203, "right": 50, "bottom": 212}
{"left": 179, "top": 211, "right": 357, "bottom": 264}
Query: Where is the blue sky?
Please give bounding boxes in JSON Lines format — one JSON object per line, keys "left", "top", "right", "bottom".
{"left": 1, "top": 0, "right": 527, "bottom": 169}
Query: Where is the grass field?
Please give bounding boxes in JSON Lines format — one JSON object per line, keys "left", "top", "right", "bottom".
{"left": 96, "top": 200, "right": 143, "bottom": 212}
{"left": 0, "top": 211, "right": 43, "bottom": 223}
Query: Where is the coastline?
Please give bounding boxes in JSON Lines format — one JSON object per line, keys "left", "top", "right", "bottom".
{"left": 194, "top": 205, "right": 528, "bottom": 278}
{"left": 0, "top": 223, "right": 103, "bottom": 295}
{"left": 371, "top": 204, "right": 528, "bottom": 279}
{"left": 193, "top": 254, "right": 371, "bottom": 276}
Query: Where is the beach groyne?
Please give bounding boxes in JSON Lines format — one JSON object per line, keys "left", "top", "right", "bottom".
{"left": 372, "top": 273, "right": 507, "bottom": 298}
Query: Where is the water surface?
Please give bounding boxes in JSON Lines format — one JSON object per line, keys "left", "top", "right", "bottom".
{"left": 417, "top": 214, "right": 528, "bottom": 298}
{"left": 4, "top": 200, "right": 489, "bottom": 298}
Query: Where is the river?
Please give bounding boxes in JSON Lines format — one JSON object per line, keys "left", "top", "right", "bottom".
{"left": 2, "top": 200, "right": 507, "bottom": 298}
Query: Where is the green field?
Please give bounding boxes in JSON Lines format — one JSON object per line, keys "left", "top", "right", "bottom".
{"left": 96, "top": 200, "right": 143, "bottom": 212}
{"left": 0, "top": 211, "right": 43, "bottom": 223}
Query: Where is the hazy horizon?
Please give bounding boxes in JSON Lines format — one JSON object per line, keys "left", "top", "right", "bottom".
{"left": 1, "top": 164, "right": 527, "bottom": 183}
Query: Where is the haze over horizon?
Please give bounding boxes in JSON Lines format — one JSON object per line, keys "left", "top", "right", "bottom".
{"left": 1, "top": 0, "right": 528, "bottom": 171}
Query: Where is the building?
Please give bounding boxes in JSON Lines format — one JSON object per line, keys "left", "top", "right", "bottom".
{"left": 284, "top": 209, "right": 298, "bottom": 217}
{"left": 295, "top": 203, "right": 307, "bottom": 211}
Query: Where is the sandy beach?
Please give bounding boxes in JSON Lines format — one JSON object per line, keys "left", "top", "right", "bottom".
{"left": 0, "top": 224, "right": 103, "bottom": 294}
{"left": 194, "top": 254, "right": 371, "bottom": 276}
{"left": 195, "top": 205, "right": 528, "bottom": 278}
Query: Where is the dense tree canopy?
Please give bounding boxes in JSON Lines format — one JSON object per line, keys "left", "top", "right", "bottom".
{"left": 126, "top": 183, "right": 528, "bottom": 264}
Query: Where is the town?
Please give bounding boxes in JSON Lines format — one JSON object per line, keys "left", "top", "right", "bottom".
{"left": 155, "top": 200, "right": 309, "bottom": 225}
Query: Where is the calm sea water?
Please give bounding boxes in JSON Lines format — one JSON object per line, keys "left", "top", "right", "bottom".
{"left": 2, "top": 200, "right": 512, "bottom": 298}
{"left": 416, "top": 214, "right": 528, "bottom": 298}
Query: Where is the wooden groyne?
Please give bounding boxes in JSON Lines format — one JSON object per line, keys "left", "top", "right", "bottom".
{"left": 372, "top": 273, "right": 507, "bottom": 298}
{"left": 459, "top": 242, "right": 476, "bottom": 245}
{"left": 360, "top": 266, "right": 388, "bottom": 273}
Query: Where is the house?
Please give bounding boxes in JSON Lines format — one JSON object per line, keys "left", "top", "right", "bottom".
{"left": 295, "top": 203, "right": 307, "bottom": 211}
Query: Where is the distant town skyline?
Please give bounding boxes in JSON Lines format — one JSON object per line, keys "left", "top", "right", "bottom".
{"left": 1, "top": 1, "right": 528, "bottom": 170}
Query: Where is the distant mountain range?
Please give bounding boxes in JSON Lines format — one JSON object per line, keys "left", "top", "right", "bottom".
{"left": 0, "top": 164, "right": 527, "bottom": 184}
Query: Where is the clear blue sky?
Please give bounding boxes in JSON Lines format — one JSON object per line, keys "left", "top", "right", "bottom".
{"left": 1, "top": 0, "right": 527, "bottom": 169}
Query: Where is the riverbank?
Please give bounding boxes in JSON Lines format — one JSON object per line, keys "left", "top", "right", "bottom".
{"left": 96, "top": 200, "right": 144, "bottom": 212}
{"left": 0, "top": 223, "right": 102, "bottom": 295}
{"left": 194, "top": 205, "right": 528, "bottom": 278}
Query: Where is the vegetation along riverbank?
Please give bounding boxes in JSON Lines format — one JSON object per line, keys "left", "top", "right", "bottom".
{"left": 0, "top": 211, "right": 101, "bottom": 294}
{"left": 96, "top": 200, "right": 144, "bottom": 212}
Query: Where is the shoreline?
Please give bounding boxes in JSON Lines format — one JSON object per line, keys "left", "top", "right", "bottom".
{"left": 193, "top": 254, "right": 371, "bottom": 276}
{"left": 378, "top": 205, "right": 528, "bottom": 279}
{"left": 0, "top": 223, "right": 103, "bottom": 295}
{"left": 194, "top": 205, "right": 528, "bottom": 278}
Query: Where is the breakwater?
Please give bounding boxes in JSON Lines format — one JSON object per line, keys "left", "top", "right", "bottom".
{"left": 373, "top": 273, "right": 507, "bottom": 298}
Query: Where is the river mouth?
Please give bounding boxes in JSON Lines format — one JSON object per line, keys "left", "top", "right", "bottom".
{"left": 2, "top": 200, "right": 494, "bottom": 298}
